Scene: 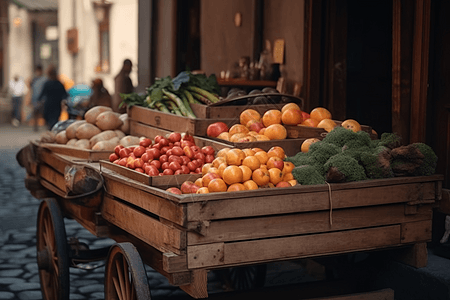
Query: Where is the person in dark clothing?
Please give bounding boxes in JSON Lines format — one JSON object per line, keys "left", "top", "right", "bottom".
{"left": 113, "top": 59, "right": 134, "bottom": 113}
{"left": 37, "top": 65, "right": 68, "bottom": 130}
{"left": 89, "top": 78, "right": 112, "bottom": 109}
{"left": 30, "top": 65, "right": 48, "bottom": 131}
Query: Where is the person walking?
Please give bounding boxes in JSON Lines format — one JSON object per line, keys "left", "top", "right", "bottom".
{"left": 37, "top": 65, "right": 68, "bottom": 130}
{"left": 30, "top": 65, "right": 48, "bottom": 131}
{"left": 89, "top": 78, "right": 112, "bottom": 109}
{"left": 9, "top": 75, "right": 27, "bottom": 127}
{"left": 112, "top": 59, "right": 134, "bottom": 113}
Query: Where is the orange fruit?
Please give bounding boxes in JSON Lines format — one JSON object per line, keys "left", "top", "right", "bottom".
{"left": 248, "top": 130, "right": 259, "bottom": 137}
{"left": 242, "top": 148, "right": 256, "bottom": 157}
{"left": 239, "top": 165, "right": 252, "bottom": 182}
{"left": 259, "top": 164, "right": 268, "bottom": 170}
{"left": 283, "top": 172, "right": 294, "bottom": 181}
{"left": 276, "top": 181, "right": 291, "bottom": 188}
{"left": 240, "top": 109, "right": 261, "bottom": 125}
{"left": 229, "top": 124, "right": 249, "bottom": 136}
{"left": 246, "top": 120, "right": 265, "bottom": 133}
{"left": 317, "top": 119, "right": 337, "bottom": 132}
{"left": 222, "top": 165, "right": 244, "bottom": 185}
{"left": 283, "top": 161, "right": 295, "bottom": 173}
{"left": 252, "top": 148, "right": 264, "bottom": 153}
{"left": 254, "top": 151, "right": 269, "bottom": 165}
{"left": 288, "top": 179, "right": 298, "bottom": 186}
{"left": 218, "top": 163, "right": 228, "bottom": 177}
{"left": 281, "top": 108, "right": 303, "bottom": 125}
{"left": 236, "top": 136, "right": 257, "bottom": 143}
{"left": 196, "top": 187, "right": 210, "bottom": 194}
{"left": 310, "top": 107, "right": 332, "bottom": 122}
{"left": 227, "top": 183, "right": 247, "bottom": 192}
{"left": 264, "top": 124, "right": 287, "bottom": 140}
{"left": 255, "top": 135, "right": 270, "bottom": 141}
{"left": 194, "top": 178, "right": 203, "bottom": 187}
{"left": 300, "top": 119, "right": 319, "bottom": 127}
{"left": 281, "top": 103, "right": 301, "bottom": 113}
{"left": 301, "top": 138, "right": 320, "bottom": 153}
{"left": 230, "top": 133, "right": 249, "bottom": 143}
{"left": 262, "top": 110, "right": 282, "bottom": 127}
{"left": 226, "top": 148, "right": 246, "bottom": 165}
{"left": 267, "top": 156, "right": 284, "bottom": 170}
{"left": 242, "top": 155, "right": 261, "bottom": 171}
{"left": 243, "top": 180, "right": 259, "bottom": 190}
{"left": 268, "top": 168, "right": 284, "bottom": 185}
{"left": 341, "top": 119, "right": 361, "bottom": 132}
{"left": 216, "top": 148, "right": 231, "bottom": 158}
{"left": 259, "top": 128, "right": 266, "bottom": 135}
{"left": 208, "top": 167, "right": 220, "bottom": 175}
{"left": 201, "top": 163, "right": 213, "bottom": 176}
{"left": 252, "top": 168, "right": 270, "bottom": 186}
{"left": 212, "top": 157, "right": 227, "bottom": 168}
{"left": 217, "top": 132, "right": 231, "bottom": 141}
{"left": 208, "top": 178, "right": 227, "bottom": 193}
{"left": 267, "top": 146, "right": 286, "bottom": 160}
{"left": 202, "top": 172, "right": 221, "bottom": 187}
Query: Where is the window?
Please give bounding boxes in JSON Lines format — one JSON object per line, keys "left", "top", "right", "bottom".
{"left": 94, "top": 1, "right": 111, "bottom": 73}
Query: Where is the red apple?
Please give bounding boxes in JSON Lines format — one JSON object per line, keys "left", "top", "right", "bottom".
{"left": 162, "top": 168, "right": 174, "bottom": 175}
{"left": 118, "top": 158, "right": 127, "bottom": 166}
{"left": 181, "top": 181, "right": 195, "bottom": 194}
{"left": 109, "top": 153, "right": 119, "bottom": 162}
{"left": 134, "top": 158, "right": 144, "bottom": 169}
{"left": 169, "top": 161, "right": 181, "bottom": 171}
{"left": 172, "top": 146, "right": 184, "bottom": 156}
{"left": 139, "top": 138, "right": 152, "bottom": 147}
{"left": 126, "top": 156, "right": 135, "bottom": 169}
{"left": 180, "top": 155, "right": 190, "bottom": 165}
{"left": 154, "top": 135, "right": 163, "bottom": 144}
{"left": 195, "top": 167, "right": 202, "bottom": 174}
{"left": 115, "top": 145, "right": 124, "bottom": 156}
{"left": 168, "top": 132, "right": 182, "bottom": 143}
{"left": 207, "top": 122, "right": 229, "bottom": 138}
{"left": 159, "top": 138, "right": 169, "bottom": 147}
{"left": 152, "top": 143, "right": 161, "bottom": 150}
{"left": 113, "top": 159, "right": 119, "bottom": 164}
{"left": 301, "top": 111, "right": 310, "bottom": 121}
{"left": 181, "top": 140, "right": 194, "bottom": 148}
{"left": 181, "top": 165, "right": 190, "bottom": 174}
{"left": 159, "top": 154, "right": 168, "bottom": 163}
{"left": 160, "top": 146, "right": 170, "bottom": 155}
{"left": 150, "top": 160, "right": 161, "bottom": 170}
{"left": 202, "top": 146, "right": 215, "bottom": 156}
{"left": 166, "top": 187, "right": 182, "bottom": 195}
{"left": 146, "top": 166, "right": 159, "bottom": 176}
{"left": 187, "top": 161, "right": 197, "bottom": 171}
{"left": 183, "top": 146, "right": 195, "bottom": 159}
{"left": 181, "top": 132, "right": 195, "bottom": 144}
{"left": 141, "top": 153, "right": 150, "bottom": 162}
{"left": 205, "top": 154, "right": 214, "bottom": 163}
{"left": 190, "top": 184, "right": 200, "bottom": 193}
{"left": 146, "top": 148, "right": 159, "bottom": 159}
{"left": 168, "top": 155, "right": 182, "bottom": 164}
{"left": 194, "top": 152, "right": 205, "bottom": 161}
{"left": 161, "top": 162, "right": 170, "bottom": 170}
{"left": 166, "top": 149, "right": 173, "bottom": 156}
{"left": 247, "top": 120, "right": 265, "bottom": 133}
{"left": 276, "top": 181, "right": 291, "bottom": 188}
{"left": 119, "top": 148, "right": 129, "bottom": 159}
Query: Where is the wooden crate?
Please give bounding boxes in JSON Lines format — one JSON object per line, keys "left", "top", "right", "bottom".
{"left": 100, "top": 171, "right": 443, "bottom": 269}
{"left": 128, "top": 105, "right": 235, "bottom": 136}
{"left": 39, "top": 143, "right": 111, "bottom": 161}
{"left": 129, "top": 120, "right": 231, "bottom": 152}
{"left": 190, "top": 102, "right": 286, "bottom": 119}
{"left": 285, "top": 121, "right": 377, "bottom": 140}
{"left": 100, "top": 160, "right": 201, "bottom": 188}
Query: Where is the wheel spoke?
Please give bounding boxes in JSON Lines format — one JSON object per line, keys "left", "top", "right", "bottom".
{"left": 116, "top": 259, "right": 127, "bottom": 300}
{"left": 113, "top": 277, "right": 124, "bottom": 300}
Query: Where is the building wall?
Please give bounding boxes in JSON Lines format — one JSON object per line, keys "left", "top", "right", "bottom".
{"left": 8, "top": 4, "right": 33, "bottom": 83}
{"left": 58, "top": 0, "right": 138, "bottom": 94}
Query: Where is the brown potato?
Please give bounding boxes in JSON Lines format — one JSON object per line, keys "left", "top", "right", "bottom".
{"left": 119, "top": 113, "right": 129, "bottom": 134}
{"left": 55, "top": 130, "right": 68, "bottom": 144}
{"left": 66, "top": 120, "right": 86, "bottom": 139}
{"left": 74, "top": 139, "right": 90, "bottom": 149}
{"left": 119, "top": 135, "right": 140, "bottom": 147}
{"left": 75, "top": 123, "right": 102, "bottom": 140}
{"left": 84, "top": 106, "right": 112, "bottom": 124}
{"left": 89, "top": 130, "right": 117, "bottom": 148}
{"left": 92, "top": 137, "right": 120, "bottom": 151}
{"left": 66, "top": 139, "right": 78, "bottom": 146}
{"left": 96, "top": 111, "right": 123, "bottom": 131}
{"left": 114, "top": 130, "right": 126, "bottom": 140}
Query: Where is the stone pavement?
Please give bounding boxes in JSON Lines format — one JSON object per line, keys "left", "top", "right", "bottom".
{"left": 0, "top": 124, "right": 315, "bottom": 300}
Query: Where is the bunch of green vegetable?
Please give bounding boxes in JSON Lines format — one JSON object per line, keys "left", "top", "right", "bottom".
{"left": 119, "top": 71, "right": 221, "bottom": 118}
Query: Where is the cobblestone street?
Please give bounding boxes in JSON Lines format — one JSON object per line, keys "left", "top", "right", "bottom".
{"left": 0, "top": 125, "right": 314, "bottom": 300}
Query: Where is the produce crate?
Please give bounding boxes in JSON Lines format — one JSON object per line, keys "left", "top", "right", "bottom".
{"left": 190, "top": 102, "right": 286, "bottom": 119}
{"left": 100, "top": 169, "right": 443, "bottom": 280}
{"left": 285, "top": 121, "right": 377, "bottom": 140}
{"left": 39, "top": 143, "right": 111, "bottom": 161}
{"left": 128, "top": 105, "right": 235, "bottom": 136}
{"left": 100, "top": 160, "right": 201, "bottom": 188}
{"left": 129, "top": 120, "right": 231, "bottom": 152}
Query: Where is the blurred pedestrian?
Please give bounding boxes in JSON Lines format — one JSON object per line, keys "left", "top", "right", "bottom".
{"left": 30, "top": 65, "right": 48, "bottom": 131}
{"left": 37, "top": 65, "right": 68, "bottom": 130}
{"left": 89, "top": 78, "right": 112, "bottom": 109}
{"left": 113, "top": 59, "right": 134, "bottom": 113}
{"left": 9, "top": 75, "right": 27, "bottom": 127}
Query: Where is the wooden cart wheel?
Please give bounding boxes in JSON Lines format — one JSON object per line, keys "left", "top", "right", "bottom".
{"left": 36, "top": 198, "right": 70, "bottom": 300}
{"left": 104, "top": 242, "right": 151, "bottom": 300}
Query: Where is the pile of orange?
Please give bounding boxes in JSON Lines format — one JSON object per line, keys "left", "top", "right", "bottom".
{"left": 300, "top": 107, "right": 363, "bottom": 134}
{"left": 191, "top": 146, "right": 297, "bottom": 193}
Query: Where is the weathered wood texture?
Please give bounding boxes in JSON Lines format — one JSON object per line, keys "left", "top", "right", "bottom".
{"left": 285, "top": 121, "right": 375, "bottom": 140}
{"left": 39, "top": 143, "right": 111, "bottom": 161}
{"left": 189, "top": 102, "right": 285, "bottom": 119}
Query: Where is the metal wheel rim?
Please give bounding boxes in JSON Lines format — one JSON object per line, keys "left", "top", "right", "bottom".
{"left": 36, "top": 198, "right": 70, "bottom": 300}
{"left": 104, "top": 242, "right": 151, "bottom": 300}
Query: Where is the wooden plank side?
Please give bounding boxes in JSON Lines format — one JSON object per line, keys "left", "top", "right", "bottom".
{"left": 186, "top": 182, "right": 438, "bottom": 221}
{"left": 187, "top": 226, "right": 401, "bottom": 269}
{"left": 102, "top": 173, "right": 186, "bottom": 226}
{"left": 179, "top": 269, "right": 208, "bottom": 299}
{"left": 40, "top": 143, "right": 111, "bottom": 161}
{"left": 187, "top": 204, "right": 433, "bottom": 245}
{"left": 401, "top": 220, "right": 432, "bottom": 243}
{"left": 38, "top": 148, "right": 72, "bottom": 174}
{"left": 39, "top": 164, "right": 66, "bottom": 193}
{"left": 101, "top": 195, "right": 186, "bottom": 254}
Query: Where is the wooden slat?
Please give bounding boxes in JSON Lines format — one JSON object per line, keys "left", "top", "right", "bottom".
{"left": 179, "top": 269, "right": 208, "bottom": 299}
{"left": 101, "top": 194, "right": 186, "bottom": 254}
{"left": 187, "top": 204, "right": 433, "bottom": 245}
{"left": 38, "top": 149, "right": 73, "bottom": 174}
{"left": 186, "top": 181, "right": 438, "bottom": 221}
{"left": 163, "top": 252, "right": 188, "bottom": 273}
{"left": 39, "top": 164, "right": 66, "bottom": 193}
{"left": 401, "top": 220, "right": 432, "bottom": 243}
{"left": 187, "top": 225, "right": 401, "bottom": 269}
{"left": 40, "top": 143, "right": 111, "bottom": 161}
{"left": 102, "top": 171, "right": 187, "bottom": 226}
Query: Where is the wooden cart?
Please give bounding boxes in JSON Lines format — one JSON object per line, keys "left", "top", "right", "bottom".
{"left": 21, "top": 142, "right": 443, "bottom": 299}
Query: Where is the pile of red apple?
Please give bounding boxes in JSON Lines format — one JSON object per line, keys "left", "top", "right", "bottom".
{"left": 108, "top": 132, "right": 215, "bottom": 176}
